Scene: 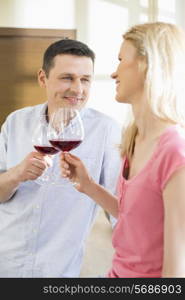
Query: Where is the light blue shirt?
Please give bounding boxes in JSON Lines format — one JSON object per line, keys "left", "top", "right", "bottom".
{"left": 0, "top": 103, "right": 121, "bottom": 277}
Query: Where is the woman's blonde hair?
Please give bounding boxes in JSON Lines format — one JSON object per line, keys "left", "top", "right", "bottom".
{"left": 120, "top": 22, "right": 185, "bottom": 159}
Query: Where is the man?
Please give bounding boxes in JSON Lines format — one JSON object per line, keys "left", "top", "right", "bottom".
{"left": 0, "top": 39, "right": 121, "bottom": 277}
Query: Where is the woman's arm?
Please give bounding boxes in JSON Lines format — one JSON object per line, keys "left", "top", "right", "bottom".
{"left": 60, "top": 152, "right": 119, "bottom": 218}
{"left": 83, "top": 181, "right": 119, "bottom": 218}
{"left": 162, "top": 167, "right": 185, "bottom": 277}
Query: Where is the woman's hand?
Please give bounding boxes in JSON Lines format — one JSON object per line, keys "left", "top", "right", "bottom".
{"left": 60, "top": 152, "right": 94, "bottom": 193}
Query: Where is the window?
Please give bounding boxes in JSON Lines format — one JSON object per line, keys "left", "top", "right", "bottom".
{"left": 157, "top": 0, "right": 176, "bottom": 23}
{"left": 76, "top": 0, "right": 184, "bottom": 125}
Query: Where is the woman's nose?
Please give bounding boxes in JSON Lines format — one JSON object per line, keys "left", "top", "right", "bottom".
{"left": 111, "top": 71, "right": 117, "bottom": 79}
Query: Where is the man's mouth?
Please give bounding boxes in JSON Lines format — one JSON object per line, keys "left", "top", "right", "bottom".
{"left": 64, "top": 97, "right": 82, "bottom": 105}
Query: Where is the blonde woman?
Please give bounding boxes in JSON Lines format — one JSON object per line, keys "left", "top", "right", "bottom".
{"left": 60, "top": 22, "right": 185, "bottom": 278}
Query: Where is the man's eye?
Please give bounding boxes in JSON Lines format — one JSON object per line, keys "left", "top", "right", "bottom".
{"left": 82, "top": 78, "right": 90, "bottom": 82}
{"left": 61, "top": 77, "right": 72, "bottom": 80}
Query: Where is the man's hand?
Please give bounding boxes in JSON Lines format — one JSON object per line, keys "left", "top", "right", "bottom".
{"left": 13, "top": 151, "right": 52, "bottom": 183}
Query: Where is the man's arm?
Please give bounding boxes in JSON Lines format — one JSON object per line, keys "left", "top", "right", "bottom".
{"left": 162, "top": 167, "right": 185, "bottom": 277}
{"left": 0, "top": 167, "right": 21, "bottom": 203}
{"left": 0, "top": 115, "right": 51, "bottom": 203}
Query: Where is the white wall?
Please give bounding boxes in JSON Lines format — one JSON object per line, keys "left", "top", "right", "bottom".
{"left": 0, "top": 0, "right": 75, "bottom": 28}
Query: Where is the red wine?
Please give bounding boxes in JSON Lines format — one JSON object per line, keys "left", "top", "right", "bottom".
{"left": 34, "top": 145, "right": 59, "bottom": 155}
{"left": 49, "top": 140, "right": 82, "bottom": 151}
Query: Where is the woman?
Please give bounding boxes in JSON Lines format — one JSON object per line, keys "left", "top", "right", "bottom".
{"left": 60, "top": 22, "right": 185, "bottom": 277}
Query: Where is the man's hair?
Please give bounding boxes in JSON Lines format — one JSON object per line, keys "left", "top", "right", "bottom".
{"left": 42, "top": 38, "right": 95, "bottom": 77}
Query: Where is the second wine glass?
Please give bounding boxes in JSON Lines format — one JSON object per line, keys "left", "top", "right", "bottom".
{"left": 32, "top": 114, "right": 59, "bottom": 185}
{"left": 47, "top": 107, "right": 84, "bottom": 186}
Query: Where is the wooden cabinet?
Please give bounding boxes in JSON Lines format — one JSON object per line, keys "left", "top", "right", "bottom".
{"left": 0, "top": 28, "right": 76, "bottom": 126}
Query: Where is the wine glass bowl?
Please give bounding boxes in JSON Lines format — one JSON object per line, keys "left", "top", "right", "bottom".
{"left": 47, "top": 107, "right": 84, "bottom": 186}
{"left": 34, "top": 145, "right": 59, "bottom": 155}
{"left": 32, "top": 114, "right": 59, "bottom": 185}
{"left": 49, "top": 140, "right": 82, "bottom": 152}
{"left": 32, "top": 114, "right": 59, "bottom": 154}
{"left": 48, "top": 108, "right": 84, "bottom": 151}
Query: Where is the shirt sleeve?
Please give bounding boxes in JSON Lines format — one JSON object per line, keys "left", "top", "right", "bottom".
{"left": 157, "top": 144, "right": 185, "bottom": 191}
{"left": 0, "top": 120, "right": 8, "bottom": 173}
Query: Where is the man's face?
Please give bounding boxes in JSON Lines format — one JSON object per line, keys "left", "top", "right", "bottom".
{"left": 38, "top": 54, "right": 94, "bottom": 116}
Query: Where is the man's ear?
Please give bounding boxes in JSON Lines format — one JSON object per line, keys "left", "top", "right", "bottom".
{"left": 38, "top": 68, "right": 47, "bottom": 87}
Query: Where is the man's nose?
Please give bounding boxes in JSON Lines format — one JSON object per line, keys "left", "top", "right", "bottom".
{"left": 70, "top": 79, "right": 83, "bottom": 95}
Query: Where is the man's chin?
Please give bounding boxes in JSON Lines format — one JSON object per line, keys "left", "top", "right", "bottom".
{"left": 62, "top": 102, "right": 86, "bottom": 111}
{"left": 49, "top": 99, "right": 87, "bottom": 111}
{"left": 66, "top": 99, "right": 87, "bottom": 109}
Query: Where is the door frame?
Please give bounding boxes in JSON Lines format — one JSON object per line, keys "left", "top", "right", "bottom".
{"left": 0, "top": 27, "right": 76, "bottom": 39}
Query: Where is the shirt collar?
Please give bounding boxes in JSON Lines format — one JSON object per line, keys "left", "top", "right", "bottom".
{"left": 39, "top": 102, "right": 87, "bottom": 122}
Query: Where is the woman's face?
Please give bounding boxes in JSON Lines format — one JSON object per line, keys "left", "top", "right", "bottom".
{"left": 111, "top": 40, "right": 145, "bottom": 105}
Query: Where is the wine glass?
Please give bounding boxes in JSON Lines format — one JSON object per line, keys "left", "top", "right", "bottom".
{"left": 47, "top": 107, "right": 84, "bottom": 186}
{"left": 32, "top": 113, "right": 59, "bottom": 185}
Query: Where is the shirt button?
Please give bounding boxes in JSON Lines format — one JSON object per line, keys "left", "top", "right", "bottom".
{"left": 32, "top": 229, "right": 37, "bottom": 233}
{"left": 35, "top": 204, "right": 40, "bottom": 209}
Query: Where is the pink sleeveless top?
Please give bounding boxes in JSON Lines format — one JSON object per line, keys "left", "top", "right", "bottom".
{"left": 108, "top": 125, "right": 185, "bottom": 278}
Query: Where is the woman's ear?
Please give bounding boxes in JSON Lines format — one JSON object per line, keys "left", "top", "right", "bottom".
{"left": 138, "top": 56, "right": 147, "bottom": 74}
